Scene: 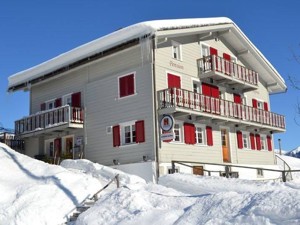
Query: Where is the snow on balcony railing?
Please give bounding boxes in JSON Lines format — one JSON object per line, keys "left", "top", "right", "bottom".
{"left": 197, "top": 55, "right": 258, "bottom": 86}
{"left": 158, "top": 88, "right": 285, "bottom": 129}
{"left": 15, "top": 105, "right": 84, "bottom": 135}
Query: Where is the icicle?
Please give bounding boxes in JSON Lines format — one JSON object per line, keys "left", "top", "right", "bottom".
{"left": 140, "top": 35, "right": 151, "bottom": 67}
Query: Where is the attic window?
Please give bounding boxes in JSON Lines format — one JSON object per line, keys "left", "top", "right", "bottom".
{"left": 172, "top": 41, "right": 182, "bottom": 61}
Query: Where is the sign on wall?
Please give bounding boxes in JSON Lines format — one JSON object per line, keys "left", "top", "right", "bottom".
{"left": 160, "top": 114, "right": 174, "bottom": 131}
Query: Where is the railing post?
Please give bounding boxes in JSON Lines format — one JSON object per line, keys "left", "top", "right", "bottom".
{"left": 282, "top": 171, "right": 286, "bottom": 182}
{"left": 115, "top": 174, "right": 120, "bottom": 188}
{"left": 171, "top": 161, "right": 175, "bottom": 174}
{"left": 225, "top": 165, "right": 230, "bottom": 178}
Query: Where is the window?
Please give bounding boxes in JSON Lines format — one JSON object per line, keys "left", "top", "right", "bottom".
{"left": 201, "top": 43, "right": 210, "bottom": 57}
{"left": 123, "top": 123, "right": 136, "bottom": 144}
{"left": 119, "top": 73, "right": 135, "bottom": 98}
{"left": 172, "top": 41, "right": 182, "bottom": 60}
{"left": 260, "top": 135, "right": 267, "bottom": 150}
{"left": 257, "top": 169, "right": 264, "bottom": 178}
{"left": 113, "top": 120, "right": 145, "bottom": 147}
{"left": 195, "top": 125, "right": 205, "bottom": 145}
{"left": 242, "top": 132, "right": 250, "bottom": 149}
{"left": 193, "top": 81, "right": 201, "bottom": 93}
{"left": 63, "top": 94, "right": 72, "bottom": 106}
{"left": 168, "top": 167, "right": 179, "bottom": 174}
{"left": 46, "top": 100, "right": 55, "bottom": 110}
{"left": 173, "top": 123, "right": 182, "bottom": 142}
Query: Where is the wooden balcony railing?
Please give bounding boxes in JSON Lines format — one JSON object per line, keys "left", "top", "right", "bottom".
{"left": 197, "top": 55, "right": 259, "bottom": 86}
{"left": 158, "top": 88, "right": 285, "bottom": 130}
{"left": 15, "top": 105, "right": 84, "bottom": 135}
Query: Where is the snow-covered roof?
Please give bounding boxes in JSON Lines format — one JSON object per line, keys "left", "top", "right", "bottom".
{"left": 7, "top": 17, "right": 286, "bottom": 93}
{"left": 7, "top": 17, "right": 233, "bottom": 91}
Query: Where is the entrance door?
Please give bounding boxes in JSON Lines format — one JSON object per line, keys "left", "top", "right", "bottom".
{"left": 193, "top": 166, "right": 204, "bottom": 175}
{"left": 65, "top": 137, "right": 73, "bottom": 157}
{"left": 221, "top": 129, "right": 231, "bottom": 162}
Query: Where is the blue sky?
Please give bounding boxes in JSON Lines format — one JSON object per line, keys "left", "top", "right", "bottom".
{"left": 1, "top": 0, "right": 300, "bottom": 151}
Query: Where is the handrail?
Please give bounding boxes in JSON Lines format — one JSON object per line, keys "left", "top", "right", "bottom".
{"left": 171, "top": 160, "right": 300, "bottom": 182}
{"left": 197, "top": 55, "right": 258, "bottom": 86}
{"left": 276, "top": 154, "right": 293, "bottom": 181}
{"left": 92, "top": 174, "right": 120, "bottom": 201}
{"left": 15, "top": 105, "right": 84, "bottom": 135}
{"left": 158, "top": 88, "right": 286, "bottom": 129}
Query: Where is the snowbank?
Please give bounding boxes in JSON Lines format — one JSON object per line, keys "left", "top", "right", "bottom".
{"left": 0, "top": 143, "right": 102, "bottom": 225}
{"left": 61, "top": 159, "right": 146, "bottom": 188}
{"left": 76, "top": 156, "right": 300, "bottom": 225}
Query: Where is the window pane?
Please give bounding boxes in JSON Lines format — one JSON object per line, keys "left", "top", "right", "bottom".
{"left": 125, "top": 126, "right": 131, "bottom": 143}
{"left": 132, "top": 125, "right": 136, "bottom": 142}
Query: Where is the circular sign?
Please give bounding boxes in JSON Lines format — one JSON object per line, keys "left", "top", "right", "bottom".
{"left": 160, "top": 114, "right": 174, "bottom": 131}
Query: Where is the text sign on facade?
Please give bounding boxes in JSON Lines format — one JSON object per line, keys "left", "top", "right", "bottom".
{"left": 161, "top": 132, "right": 175, "bottom": 141}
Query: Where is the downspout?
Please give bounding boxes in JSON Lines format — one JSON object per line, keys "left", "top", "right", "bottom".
{"left": 151, "top": 36, "right": 160, "bottom": 183}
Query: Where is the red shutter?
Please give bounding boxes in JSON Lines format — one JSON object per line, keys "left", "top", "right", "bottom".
{"left": 267, "top": 136, "right": 272, "bottom": 151}
{"left": 113, "top": 125, "right": 120, "bottom": 147}
{"left": 252, "top": 99, "right": 258, "bottom": 108}
{"left": 127, "top": 74, "right": 135, "bottom": 96}
{"left": 264, "top": 102, "right": 269, "bottom": 111}
{"left": 119, "top": 74, "right": 135, "bottom": 98}
{"left": 210, "top": 47, "right": 218, "bottom": 56}
{"left": 184, "top": 123, "right": 195, "bottom": 145}
{"left": 206, "top": 126, "right": 213, "bottom": 146}
{"left": 72, "top": 92, "right": 81, "bottom": 107}
{"left": 223, "top": 53, "right": 231, "bottom": 75}
{"left": 236, "top": 131, "right": 243, "bottom": 149}
{"left": 210, "top": 85, "right": 219, "bottom": 98}
{"left": 55, "top": 98, "right": 62, "bottom": 108}
{"left": 223, "top": 53, "right": 231, "bottom": 61}
{"left": 135, "top": 120, "right": 145, "bottom": 143}
{"left": 201, "top": 83, "right": 211, "bottom": 96}
{"left": 255, "top": 134, "right": 261, "bottom": 150}
{"left": 40, "top": 103, "right": 46, "bottom": 111}
{"left": 167, "top": 73, "right": 181, "bottom": 88}
{"left": 119, "top": 76, "right": 127, "bottom": 97}
{"left": 250, "top": 133, "right": 256, "bottom": 150}
{"left": 234, "top": 94, "right": 242, "bottom": 104}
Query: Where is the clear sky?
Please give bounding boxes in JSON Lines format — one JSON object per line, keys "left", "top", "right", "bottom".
{"left": 1, "top": 0, "right": 300, "bottom": 151}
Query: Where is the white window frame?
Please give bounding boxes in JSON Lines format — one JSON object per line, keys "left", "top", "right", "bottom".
{"left": 195, "top": 124, "right": 206, "bottom": 145}
{"left": 256, "top": 99, "right": 264, "bottom": 110}
{"left": 257, "top": 169, "right": 264, "bottom": 178}
{"left": 260, "top": 135, "right": 267, "bottom": 151}
{"left": 242, "top": 132, "right": 250, "bottom": 150}
{"left": 44, "top": 138, "right": 55, "bottom": 157}
{"left": 118, "top": 72, "right": 136, "bottom": 99}
{"left": 172, "top": 122, "right": 183, "bottom": 143}
{"left": 63, "top": 93, "right": 72, "bottom": 106}
{"left": 172, "top": 41, "right": 182, "bottom": 61}
{"left": 200, "top": 43, "right": 210, "bottom": 58}
{"left": 120, "top": 121, "right": 136, "bottom": 145}
{"left": 45, "top": 99, "right": 55, "bottom": 110}
{"left": 192, "top": 79, "right": 201, "bottom": 94}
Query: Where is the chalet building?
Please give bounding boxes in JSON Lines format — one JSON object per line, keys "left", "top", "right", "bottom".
{"left": 8, "top": 18, "right": 286, "bottom": 181}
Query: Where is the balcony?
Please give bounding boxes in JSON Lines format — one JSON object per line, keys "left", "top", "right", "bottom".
{"left": 15, "top": 105, "right": 84, "bottom": 137}
{"left": 197, "top": 55, "right": 259, "bottom": 91}
{"left": 158, "top": 88, "right": 285, "bottom": 132}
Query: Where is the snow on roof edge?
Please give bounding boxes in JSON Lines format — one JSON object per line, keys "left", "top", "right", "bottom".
{"left": 7, "top": 17, "right": 233, "bottom": 90}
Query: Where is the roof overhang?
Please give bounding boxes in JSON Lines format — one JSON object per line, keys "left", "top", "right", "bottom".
{"left": 7, "top": 17, "right": 286, "bottom": 94}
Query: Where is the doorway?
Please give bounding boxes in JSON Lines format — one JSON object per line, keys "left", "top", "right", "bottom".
{"left": 65, "top": 137, "right": 73, "bottom": 157}
{"left": 221, "top": 129, "right": 231, "bottom": 162}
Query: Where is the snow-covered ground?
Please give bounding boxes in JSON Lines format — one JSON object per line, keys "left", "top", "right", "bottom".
{"left": 1, "top": 142, "right": 300, "bottom": 225}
